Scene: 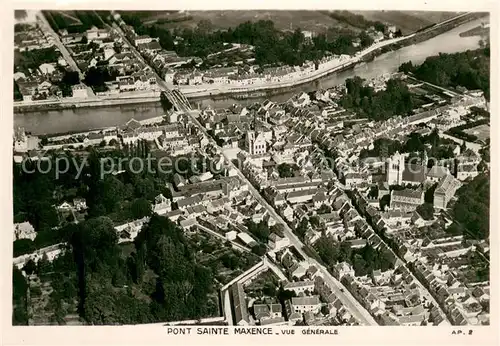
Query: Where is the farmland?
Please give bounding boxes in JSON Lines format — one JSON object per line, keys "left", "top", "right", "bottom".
{"left": 350, "top": 11, "right": 463, "bottom": 34}
{"left": 121, "top": 10, "right": 464, "bottom": 36}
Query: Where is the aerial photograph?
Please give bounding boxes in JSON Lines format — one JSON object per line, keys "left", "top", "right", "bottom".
{"left": 12, "top": 9, "right": 490, "bottom": 327}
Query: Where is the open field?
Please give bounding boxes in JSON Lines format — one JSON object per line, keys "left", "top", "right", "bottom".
{"left": 351, "top": 11, "right": 463, "bottom": 34}
{"left": 464, "top": 124, "right": 490, "bottom": 142}
{"left": 128, "top": 10, "right": 360, "bottom": 33}
{"left": 131, "top": 10, "right": 465, "bottom": 35}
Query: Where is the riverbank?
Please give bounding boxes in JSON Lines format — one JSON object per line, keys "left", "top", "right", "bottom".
{"left": 14, "top": 12, "right": 485, "bottom": 114}
{"left": 15, "top": 16, "right": 486, "bottom": 135}
{"left": 14, "top": 94, "right": 161, "bottom": 114}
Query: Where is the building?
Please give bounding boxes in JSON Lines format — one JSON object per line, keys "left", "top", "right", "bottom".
{"left": 386, "top": 152, "right": 427, "bottom": 185}
{"left": 390, "top": 189, "right": 424, "bottom": 212}
{"left": 433, "top": 174, "right": 462, "bottom": 210}
{"left": 230, "top": 282, "right": 250, "bottom": 326}
{"left": 426, "top": 165, "right": 450, "bottom": 183}
{"left": 284, "top": 280, "right": 315, "bottom": 295}
{"left": 268, "top": 233, "right": 290, "bottom": 251}
{"left": 291, "top": 296, "right": 321, "bottom": 314}
{"left": 72, "top": 84, "right": 89, "bottom": 98}
{"left": 134, "top": 35, "right": 155, "bottom": 46}
{"left": 38, "top": 63, "right": 56, "bottom": 75}
{"left": 237, "top": 232, "right": 258, "bottom": 247}
{"left": 333, "top": 262, "right": 355, "bottom": 280}
{"left": 14, "top": 221, "right": 36, "bottom": 241}
{"left": 246, "top": 131, "right": 267, "bottom": 155}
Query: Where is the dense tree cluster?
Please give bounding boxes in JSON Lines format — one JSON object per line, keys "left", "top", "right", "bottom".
{"left": 326, "top": 11, "right": 386, "bottom": 32}
{"left": 449, "top": 173, "right": 489, "bottom": 240}
{"left": 340, "top": 77, "right": 415, "bottom": 121}
{"left": 43, "top": 11, "right": 105, "bottom": 33}
{"left": 359, "top": 129, "right": 456, "bottom": 163}
{"left": 416, "top": 203, "right": 434, "bottom": 220}
{"left": 314, "top": 236, "right": 394, "bottom": 276}
{"left": 15, "top": 47, "right": 61, "bottom": 74}
{"left": 399, "top": 48, "right": 490, "bottom": 100}
{"left": 277, "top": 163, "right": 296, "bottom": 178}
{"left": 84, "top": 66, "right": 119, "bottom": 92}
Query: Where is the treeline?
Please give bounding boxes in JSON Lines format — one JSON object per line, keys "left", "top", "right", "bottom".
{"left": 445, "top": 119, "right": 489, "bottom": 143}
{"left": 314, "top": 236, "right": 394, "bottom": 276}
{"left": 326, "top": 10, "right": 386, "bottom": 31}
{"left": 399, "top": 48, "right": 490, "bottom": 100}
{"left": 120, "top": 14, "right": 376, "bottom": 66}
{"left": 340, "top": 76, "right": 415, "bottom": 121}
{"left": 448, "top": 173, "right": 489, "bottom": 240}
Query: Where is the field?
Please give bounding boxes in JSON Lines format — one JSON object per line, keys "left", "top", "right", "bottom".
{"left": 128, "top": 10, "right": 359, "bottom": 33}
{"left": 350, "top": 11, "right": 462, "bottom": 34}
{"left": 128, "top": 10, "right": 464, "bottom": 36}
{"left": 464, "top": 124, "right": 490, "bottom": 142}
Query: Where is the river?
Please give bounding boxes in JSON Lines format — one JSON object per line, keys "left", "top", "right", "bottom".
{"left": 15, "top": 16, "right": 488, "bottom": 136}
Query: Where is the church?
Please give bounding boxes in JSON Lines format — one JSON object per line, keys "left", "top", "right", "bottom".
{"left": 386, "top": 152, "right": 428, "bottom": 186}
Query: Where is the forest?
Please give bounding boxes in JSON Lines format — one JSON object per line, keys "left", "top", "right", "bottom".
{"left": 448, "top": 173, "right": 489, "bottom": 240}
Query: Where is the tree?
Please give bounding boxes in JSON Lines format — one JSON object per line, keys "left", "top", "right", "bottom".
{"left": 416, "top": 203, "right": 434, "bottom": 221}
{"left": 23, "top": 259, "right": 37, "bottom": 275}
{"left": 277, "top": 163, "right": 295, "bottom": 178}
{"left": 130, "top": 198, "right": 152, "bottom": 219}
{"left": 252, "top": 243, "right": 267, "bottom": 256}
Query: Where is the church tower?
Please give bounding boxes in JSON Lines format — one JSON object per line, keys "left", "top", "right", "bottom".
{"left": 386, "top": 152, "right": 404, "bottom": 185}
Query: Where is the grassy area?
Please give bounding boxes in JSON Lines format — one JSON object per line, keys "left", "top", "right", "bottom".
{"left": 464, "top": 124, "right": 490, "bottom": 142}
{"left": 351, "top": 11, "right": 462, "bottom": 34}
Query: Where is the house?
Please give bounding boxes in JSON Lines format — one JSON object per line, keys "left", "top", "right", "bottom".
{"left": 134, "top": 35, "right": 155, "bottom": 46}
{"left": 230, "top": 282, "right": 250, "bottom": 326}
{"left": 268, "top": 233, "right": 290, "bottom": 251}
{"left": 153, "top": 194, "right": 172, "bottom": 215}
{"left": 291, "top": 296, "right": 321, "bottom": 314}
{"left": 253, "top": 304, "right": 271, "bottom": 322}
{"left": 284, "top": 280, "right": 315, "bottom": 295}
{"left": 57, "top": 201, "right": 73, "bottom": 211}
{"left": 14, "top": 221, "right": 36, "bottom": 241}
{"left": 73, "top": 198, "right": 87, "bottom": 211}
{"left": 332, "top": 262, "right": 355, "bottom": 280}
{"left": 285, "top": 300, "right": 303, "bottom": 323}
{"left": 72, "top": 84, "right": 88, "bottom": 98}
{"left": 38, "top": 63, "right": 56, "bottom": 75}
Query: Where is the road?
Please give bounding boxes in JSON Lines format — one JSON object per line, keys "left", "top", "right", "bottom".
{"left": 37, "top": 11, "right": 95, "bottom": 97}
